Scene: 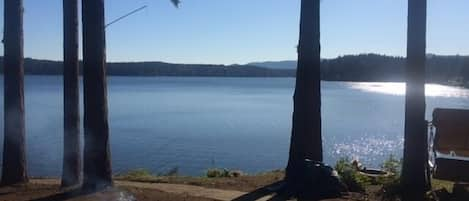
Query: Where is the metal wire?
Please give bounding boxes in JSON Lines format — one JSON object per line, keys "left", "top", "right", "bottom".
{"left": 105, "top": 5, "right": 148, "bottom": 28}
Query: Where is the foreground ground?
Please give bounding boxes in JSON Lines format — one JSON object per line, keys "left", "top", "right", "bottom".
{"left": 0, "top": 171, "right": 370, "bottom": 201}
{"left": 0, "top": 171, "right": 458, "bottom": 201}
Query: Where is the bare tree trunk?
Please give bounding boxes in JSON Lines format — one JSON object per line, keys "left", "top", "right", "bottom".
{"left": 81, "top": 0, "right": 112, "bottom": 190}
{"left": 61, "top": 0, "right": 81, "bottom": 188}
{"left": 401, "top": 0, "right": 428, "bottom": 200}
{"left": 2, "top": 0, "right": 28, "bottom": 186}
{"left": 286, "top": 0, "right": 322, "bottom": 190}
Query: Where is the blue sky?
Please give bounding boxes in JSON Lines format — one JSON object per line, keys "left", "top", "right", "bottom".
{"left": 0, "top": 0, "right": 468, "bottom": 65}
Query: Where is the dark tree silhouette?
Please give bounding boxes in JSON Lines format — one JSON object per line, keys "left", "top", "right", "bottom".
{"left": 286, "top": 0, "right": 322, "bottom": 189}
{"left": 401, "top": 0, "right": 428, "bottom": 200}
{"left": 61, "top": 0, "right": 81, "bottom": 188}
{"left": 81, "top": 0, "right": 112, "bottom": 190}
{"left": 1, "top": 0, "right": 28, "bottom": 186}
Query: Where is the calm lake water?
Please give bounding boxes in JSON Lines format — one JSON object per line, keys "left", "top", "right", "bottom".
{"left": 1, "top": 75, "right": 469, "bottom": 176}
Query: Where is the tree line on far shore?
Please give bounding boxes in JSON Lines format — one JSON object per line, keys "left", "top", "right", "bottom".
{"left": 1, "top": 54, "right": 468, "bottom": 86}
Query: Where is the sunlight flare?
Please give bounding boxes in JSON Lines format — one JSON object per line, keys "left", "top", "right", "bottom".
{"left": 348, "top": 82, "right": 469, "bottom": 98}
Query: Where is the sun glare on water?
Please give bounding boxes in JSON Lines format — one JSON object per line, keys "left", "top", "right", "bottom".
{"left": 348, "top": 82, "right": 469, "bottom": 98}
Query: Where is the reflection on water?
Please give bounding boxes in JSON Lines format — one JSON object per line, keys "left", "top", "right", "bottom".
{"left": 348, "top": 82, "right": 469, "bottom": 98}
{"left": 1, "top": 76, "right": 469, "bottom": 175}
{"left": 333, "top": 136, "right": 404, "bottom": 166}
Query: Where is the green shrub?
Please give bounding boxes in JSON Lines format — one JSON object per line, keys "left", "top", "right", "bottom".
{"left": 381, "top": 155, "right": 401, "bottom": 175}
{"left": 116, "top": 167, "right": 180, "bottom": 181}
{"left": 116, "top": 168, "right": 156, "bottom": 181}
{"left": 334, "top": 158, "right": 372, "bottom": 192}
{"left": 122, "top": 169, "right": 154, "bottom": 178}
{"left": 335, "top": 158, "right": 352, "bottom": 175}
{"left": 335, "top": 156, "right": 403, "bottom": 193}
{"left": 206, "top": 168, "right": 244, "bottom": 178}
{"left": 379, "top": 176, "right": 402, "bottom": 201}
{"left": 206, "top": 168, "right": 227, "bottom": 178}
{"left": 377, "top": 155, "right": 403, "bottom": 201}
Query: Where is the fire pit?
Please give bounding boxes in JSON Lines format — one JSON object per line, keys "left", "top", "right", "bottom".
{"left": 358, "top": 168, "right": 392, "bottom": 178}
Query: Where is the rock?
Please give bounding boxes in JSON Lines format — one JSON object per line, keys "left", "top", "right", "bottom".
{"left": 300, "top": 159, "right": 347, "bottom": 199}
{"left": 229, "top": 170, "right": 245, "bottom": 178}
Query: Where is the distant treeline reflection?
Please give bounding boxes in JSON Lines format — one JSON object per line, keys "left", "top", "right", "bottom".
{"left": 1, "top": 54, "right": 468, "bottom": 85}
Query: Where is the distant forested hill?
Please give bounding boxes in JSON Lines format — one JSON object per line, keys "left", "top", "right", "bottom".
{"left": 248, "top": 60, "right": 297, "bottom": 69}
{"left": 323, "top": 54, "right": 469, "bottom": 84}
{"left": 250, "top": 54, "right": 469, "bottom": 85}
{"left": 0, "top": 57, "right": 294, "bottom": 77}
{"left": 1, "top": 54, "right": 468, "bottom": 85}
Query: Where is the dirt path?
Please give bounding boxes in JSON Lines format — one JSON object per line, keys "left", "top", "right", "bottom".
{"left": 31, "top": 179, "right": 274, "bottom": 201}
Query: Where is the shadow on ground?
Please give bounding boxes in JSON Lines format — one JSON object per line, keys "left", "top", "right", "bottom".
{"left": 29, "top": 188, "right": 88, "bottom": 201}
{"left": 29, "top": 187, "right": 136, "bottom": 201}
{"left": 231, "top": 181, "right": 290, "bottom": 201}
{"left": 432, "top": 183, "right": 469, "bottom": 201}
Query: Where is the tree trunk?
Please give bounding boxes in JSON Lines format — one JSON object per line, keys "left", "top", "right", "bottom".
{"left": 81, "top": 0, "right": 112, "bottom": 190}
{"left": 61, "top": 0, "right": 81, "bottom": 188}
{"left": 1, "top": 0, "right": 28, "bottom": 186}
{"left": 286, "top": 0, "right": 322, "bottom": 189}
{"left": 401, "top": 0, "right": 428, "bottom": 200}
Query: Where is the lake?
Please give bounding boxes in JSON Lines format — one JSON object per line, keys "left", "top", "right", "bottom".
{"left": 1, "top": 75, "right": 469, "bottom": 177}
